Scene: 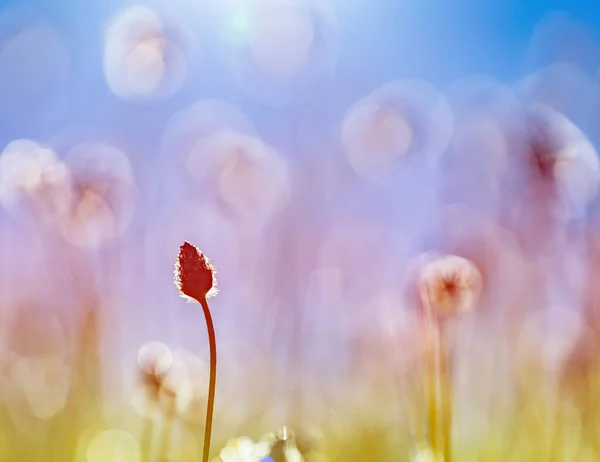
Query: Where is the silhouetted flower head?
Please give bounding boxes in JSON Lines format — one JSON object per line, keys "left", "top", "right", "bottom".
{"left": 174, "top": 241, "right": 218, "bottom": 301}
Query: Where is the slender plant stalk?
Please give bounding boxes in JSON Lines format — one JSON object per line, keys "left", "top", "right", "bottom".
{"left": 199, "top": 296, "right": 217, "bottom": 462}
{"left": 425, "top": 318, "right": 453, "bottom": 462}
{"left": 174, "top": 242, "right": 218, "bottom": 462}
{"left": 439, "top": 328, "right": 452, "bottom": 462}
{"left": 158, "top": 408, "right": 177, "bottom": 462}
{"left": 141, "top": 416, "right": 154, "bottom": 462}
{"left": 418, "top": 254, "right": 480, "bottom": 461}
{"left": 425, "top": 318, "right": 440, "bottom": 456}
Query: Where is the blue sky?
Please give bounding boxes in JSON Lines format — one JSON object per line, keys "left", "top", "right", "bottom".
{"left": 334, "top": 0, "right": 600, "bottom": 86}
{"left": 0, "top": 0, "right": 599, "bottom": 155}
{"left": 2, "top": 0, "right": 599, "bottom": 84}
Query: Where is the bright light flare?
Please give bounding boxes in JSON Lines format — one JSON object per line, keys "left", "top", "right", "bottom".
{"left": 249, "top": 2, "right": 315, "bottom": 79}
{"left": 222, "top": 1, "right": 314, "bottom": 79}
{"left": 218, "top": 0, "right": 338, "bottom": 106}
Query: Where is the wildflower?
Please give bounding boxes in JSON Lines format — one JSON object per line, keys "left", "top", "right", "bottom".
{"left": 174, "top": 241, "right": 218, "bottom": 462}
{"left": 416, "top": 254, "right": 482, "bottom": 320}
{"left": 414, "top": 254, "right": 481, "bottom": 462}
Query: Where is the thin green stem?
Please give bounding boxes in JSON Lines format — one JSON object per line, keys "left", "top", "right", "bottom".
{"left": 199, "top": 296, "right": 217, "bottom": 462}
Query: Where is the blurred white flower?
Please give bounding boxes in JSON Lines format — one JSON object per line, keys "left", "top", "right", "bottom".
{"left": 104, "top": 5, "right": 187, "bottom": 100}
{"left": 0, "top": 139, "right": 70, "bottom": 221}
{"left": 132, "top": 346, "right": 208, "bottom": 420}
{"left": 189, "top": 129, "right": 289, "bottom": 230}
{"left": 58, "top": 142, "right": 137, "bottom": 248}
{"left": 342, "top": 80, "right": 453, "bottom": 180}
{"left": 138, "top": 341, "right": 172, "bottom": 376}
{"left": 0, "top": 139, "right": 138, "bottom": 248}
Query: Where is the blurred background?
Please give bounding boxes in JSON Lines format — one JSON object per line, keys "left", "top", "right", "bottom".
{"left": 2, "top": 0, "right": 600, "bottom": 460}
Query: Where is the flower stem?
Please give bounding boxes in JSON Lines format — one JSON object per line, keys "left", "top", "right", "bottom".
{"left": 424, "top": 318, "right": 453, "bottom": 462}
{"left": 425, "top": 319, "right": 440, "bottom": 456}
{"left": 439, "top": 328, "right": 452, "bottom": 462}
{"left": 199, "top": 296, "right": 217, "bottom": 462}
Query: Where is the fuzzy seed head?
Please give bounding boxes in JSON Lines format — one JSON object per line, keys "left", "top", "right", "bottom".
{"left": 174, "top": 241, "right": 218, "bottom": 301}
{"left": 417, "top": 254, "right": 481, "bottom": 319}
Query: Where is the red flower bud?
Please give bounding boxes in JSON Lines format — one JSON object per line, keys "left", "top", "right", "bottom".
{"left": 174, "top": 241, "right": 218, "bottom": 301}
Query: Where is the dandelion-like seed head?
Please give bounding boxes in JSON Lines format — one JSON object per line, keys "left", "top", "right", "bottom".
{"left": 416, "top": 254, "right": 482, "bottom": 319}
{"left": 174, "top": 241, "right": 218, "bottom": 301}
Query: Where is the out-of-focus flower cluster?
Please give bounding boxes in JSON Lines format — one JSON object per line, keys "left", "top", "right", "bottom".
{"left": 0, "top": 139, "right": 136, "bottom": 248}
